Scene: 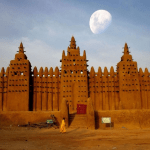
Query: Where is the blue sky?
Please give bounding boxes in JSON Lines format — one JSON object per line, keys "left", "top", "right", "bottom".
{"left": 0, "top": 0, "right": 150, "bottom": 72}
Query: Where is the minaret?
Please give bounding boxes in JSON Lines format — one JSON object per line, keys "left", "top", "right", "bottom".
{"left": 117, "top": 43, "right": 141, "bottom": 109}
{"left": 60, "top": 36, "right": 88, "bottom": 113}
{"left": 7, "top": 42, "right": 31, "bottom": 111}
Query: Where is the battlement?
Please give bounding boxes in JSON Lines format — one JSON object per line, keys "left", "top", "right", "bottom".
{"left": 32, "top": 66, "right": 60, "bottom": 77}
{"left": 32, "top": 66, "right": 61, "bottom": 111}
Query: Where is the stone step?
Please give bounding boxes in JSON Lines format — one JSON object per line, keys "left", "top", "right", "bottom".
{"left": 69, "top": 113, "right": 86, "bottom": 116}
{"left": 69, "top": 114, "right": 87, "bottom": 118}
{"left": 69, "top": 118, "right": 87, "bottom": 126}
{"left": 70, "top": 119, "right": 87, "bottom": 122}
{"left": 69, "top": 122, "right": 87, "bottom": 127}
{"left": 69, "top": 117, "right": 87, "bottom": 122}
{"left": 69, "top": 115, "right": 87, "bottom": 119}
{"left": 70, "top": 117, "right": 87, "bottom": 120}
{"left": 69, "top": 116, "right": 87, "bottom": 119}
{"left": 69, "top": 123, "right": 87, "bottom": 128}
{"left": 69, "top": 114, "right": 87, "bottom": 128}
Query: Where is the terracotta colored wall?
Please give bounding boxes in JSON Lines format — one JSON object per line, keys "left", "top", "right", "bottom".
{"left": 0, "top": 111, "right": 61, "bottom": 126}
{"left": 0, "top": 68, "right": 2, "bottom": 111}
{"left": 4, "top": 43, "right": 31, "bottom": 111}
{"left": 95, "top": 110, "right": 150, "bottom": 129}
{"left": 7, "top": 60, "right": 30, "bottom": 111}
{"left": 32, "top": 67, "right": 61, "bottom": 111}
{"left": 1, "top": 38, "right": 150, "bottom": 113}
{"left": 139, "top": 68, "right": 150, "bottom": 109}
{"left": 0, "top": 67, "right": 9, "bottom": 111}
{"left": 60, "top": 37, "right": 88, "bottom": 113}
{"left": 89, "top": 66, "right": 119, "bottom": 110}
{"left": 117, "top": 60, "right": 141, "bottom": 109}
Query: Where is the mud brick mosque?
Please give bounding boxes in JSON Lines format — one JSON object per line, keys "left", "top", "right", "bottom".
{"left": 0, "top": 36, "right": 150, "bottom": 129}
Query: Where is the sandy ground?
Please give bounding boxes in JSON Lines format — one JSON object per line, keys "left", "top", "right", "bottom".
{"left": 1, "top": 126, "right": 150, "bottom": 150}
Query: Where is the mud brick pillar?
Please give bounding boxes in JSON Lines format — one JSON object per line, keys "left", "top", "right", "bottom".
{"left": 60, "top": 98, "right": 69, "bottom": 128}
{"left": 87, "top": 97, "right": 95, "bottom": 130}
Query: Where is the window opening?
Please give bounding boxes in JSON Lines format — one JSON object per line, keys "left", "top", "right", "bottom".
{"left": 64, "top": 70, "right": 67, "bottom": 74}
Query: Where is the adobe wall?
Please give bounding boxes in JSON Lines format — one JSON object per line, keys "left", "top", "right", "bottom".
{"left": 0, "top": 111, "right": 61, "bottom": 127}
{"left": 139, "top": 68, "right": 150, "bottom": 109}
{"left": 32, "top": 66, "right": 61, "bottom": 111}
{"left": 95, "top": 109, "right": 150, "bottom": 129}
{"left": 0, "top": 43, "right": 32, "bottom": 111}
{"left": 7, "top": 60, "right": 31, "bottom": 111}
{"left": 0, "top": 67, "right": 9, "bottom": 111}
{"left": 89, "top": 66, "right": 119, "bottom": 111}
{"left": 1, "top": 38, "right": 150, "bottom": 113}
{"left": 89, "top": 66, "right": 150, "bottom": 111}
{"left": 60, "top": 36, "right": 88, "bottom": 114}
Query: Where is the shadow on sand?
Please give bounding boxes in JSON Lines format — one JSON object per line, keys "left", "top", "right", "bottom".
{"left": 65, "top": 127, "right": 80, "bottom": 134}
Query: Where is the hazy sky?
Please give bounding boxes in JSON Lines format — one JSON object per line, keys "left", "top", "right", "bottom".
{"left": 0, "top": 0, "right": 150, "bottom": 73}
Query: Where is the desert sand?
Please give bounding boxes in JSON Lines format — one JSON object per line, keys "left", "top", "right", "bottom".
{"left": 1, "top": 126, "right": 150, "bottom": 150}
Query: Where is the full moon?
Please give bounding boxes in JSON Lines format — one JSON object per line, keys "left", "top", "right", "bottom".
{"left": 89, "top": 10, "right": 112, "bottom": 34}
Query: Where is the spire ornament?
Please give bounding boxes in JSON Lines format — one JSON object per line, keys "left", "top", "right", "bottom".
{"left": 124, "top": 43, "right": 129, "bottom": 55}
{"left": 18, "top": 42, "right": 25, "bottom": 53}
{"left": 69, "top": 36, "right": 76, "bottom": 49}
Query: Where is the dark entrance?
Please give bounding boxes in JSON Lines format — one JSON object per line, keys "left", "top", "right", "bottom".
{"left": 77, "top": 104, "right": 87, "bottom": 114}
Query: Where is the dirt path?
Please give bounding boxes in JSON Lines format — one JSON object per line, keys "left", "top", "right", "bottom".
{"left": 1, "top": 127, "right": 150, "bottom": 150}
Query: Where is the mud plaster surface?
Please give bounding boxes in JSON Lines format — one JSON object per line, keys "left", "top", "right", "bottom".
{"left": 1, "top": 127, "right": 150, "bottom": 150}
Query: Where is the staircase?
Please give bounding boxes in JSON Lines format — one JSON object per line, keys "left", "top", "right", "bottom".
{"left": 69, "top": 113, "right": 87, "bottom": 128}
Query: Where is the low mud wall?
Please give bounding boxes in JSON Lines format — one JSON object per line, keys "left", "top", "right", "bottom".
{"left": 1, "top": 110, "right": 150, "bottom": 129}
{"left": 95, "top": 109, "right": 150, "bottom": 129}
{"left": 0, "top": 111, "right": 61, "bottom": 127}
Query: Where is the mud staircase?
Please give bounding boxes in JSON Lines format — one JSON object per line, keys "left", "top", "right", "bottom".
{"left": 69, "top": 113, "right": 87, "bottom": 128}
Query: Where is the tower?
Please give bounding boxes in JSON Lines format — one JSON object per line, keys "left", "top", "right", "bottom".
{"left": 7, "top": 42, "right": 31, "bottom": 111}
{"left": 60, "top": 36, "right": 88, "bottom": 113}
{"left": 117, "top": 43, "right": 141, "bottom": 109}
